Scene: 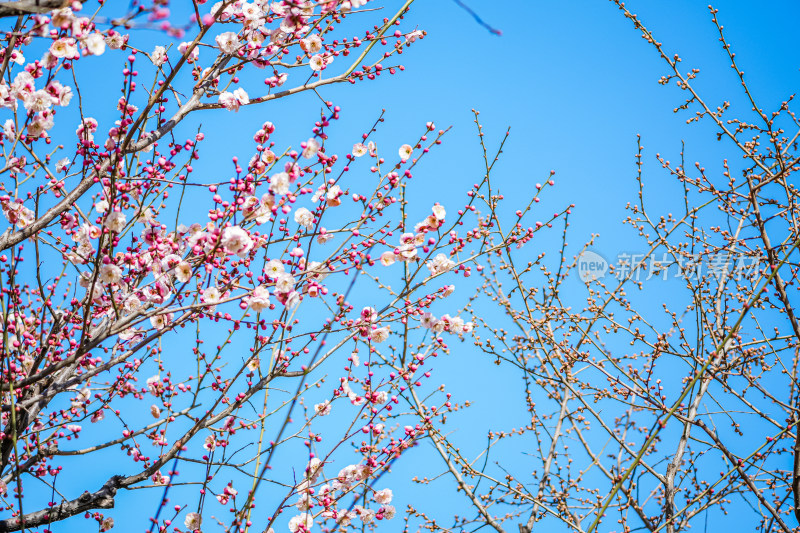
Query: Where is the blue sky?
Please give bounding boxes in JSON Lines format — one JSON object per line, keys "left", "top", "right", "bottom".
{"left": 6, "top": 0, "right": 800, "bottom": 531}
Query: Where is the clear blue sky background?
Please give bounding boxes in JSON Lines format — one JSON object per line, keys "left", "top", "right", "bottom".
{"left": 10, "top": 1, "right": 800, "bottom": 531}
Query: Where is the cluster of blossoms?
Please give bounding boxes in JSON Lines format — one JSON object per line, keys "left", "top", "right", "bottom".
{"left": 420, "top": 310, "right": 473, "bottom": 336}
{"left": 286, "top": 458, "right": 396, "bottom": 531}
{"left": 380, "top": 204, "right": 447, "bottom": 266}
{"left": 0, "top": 6, "right": 108, "bottom": 138}
{"left": 0, "top": 1, "right": 537, "bottom": 533}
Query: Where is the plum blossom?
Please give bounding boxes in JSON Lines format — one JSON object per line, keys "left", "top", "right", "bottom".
{"left": 178, "top": 41, "right": 199, "bottom": 62}
{"left": 294, "top": 207, "right": 314, "bottom": 228}
{"left": 314, "top": 400, "right": 331, "bottom": 416}
{"left": 370, "top": 326, "right": 390, "bottom": 343}
{"left": 98, "top": 263, "right": 122, "bottom": 284}
{"left": 407, "top": 29, "right": 424, "bottom": 42}
{"left": 11, "top": 71, "right": 35, "bottom": 101}
{"left": 105, "top": 31, "right": 127, "bottom": 49}
{"left": 219, "top": 88, "right": 249, "bottom": 111}
{"left": 398, "top": 144, "right": 412, "bottom": 161}
{"left": 150, "top": 45, "right": 167, "bottom": 66}
{"left": 354, "top": 506, "right": 375, "bottom": 523}
{"left": 241, "top": 2, "right": 263, "bottom": 20}
{"left": 215, "top": 31, "right": 240, "bottom": 54}
{"left": 379, "top": 250, "right": 396, "bottom": 266}
{"left": 146, "top": 375, "right": 163, "bottom": 396}
{"left": 427, "top": 253, "right": 455, "bottom": 275}
{"left": 270, "top": 171, "right": 290, "bottom": 195}
{"left": 247, "top": 285, "right": 271, "bottom": 312}
{"left": 23, "top": 89, "right": 54, "bottom": 113}
{"left": 352, "top": 143, "right": 367, "bottom": 157}
{"left": 221, "top": 226, "right": 253, "bottom": 256}
{"left": 175, "top": 261, "right": 192, "bottom": 282}
{"left": 184, "top": 512, "right": 202, "bottom": 531}
{"left": 3, "top": 201, "right": 35, "bottom": 228}
{"left": 395, "top": 243, "right": 418, "bottom": 262}
{"left": 50, "top": 37, "right": 78, "bottom": 59}
{"left": 149, "top": 313, "right": 172, "bottom": 330}
{"left": 420, "top": 312, "right": 437, "bottom": 329}
{"left": 301, "top": 34, "right": 322, "bottom": 54}
{"left": 202, "top": 286, "right": 221, "bottom": 306}
{"left": 288, "top": 513, "right": 313, "bottom": 533}
{"left": 265, "top": 259, "right": 285, "bottom": 278}
{"left": 104, "top": 211, "right": 126, "bottom": 233}
{"left": 84, "top": 33, "right": 106, "bottom": 55}
{"left": 309, "top": 54, "right": 325, "bottom": 71}
{"left": 374, "top": 488, "right": 392, "bottom": 504}
{"left": 302, "top": 138, "right": 319, "bottom": 159}
{"left": 275, "top": 273, "right": 295, "bottom": 294}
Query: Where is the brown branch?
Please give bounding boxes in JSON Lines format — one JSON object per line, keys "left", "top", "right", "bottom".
{"left": 0, "top": 475, "right": 122, "bottom": 532}
{"left": 0, "top": 0, "right": 83, "bottom": 18}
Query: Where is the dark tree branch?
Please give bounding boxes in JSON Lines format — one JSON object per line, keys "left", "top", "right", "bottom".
{"left": 0, "top": 475, "right": 123, "bottom": 532}
{"left": 0, "top": 0, "right": 82, "bottom": 18}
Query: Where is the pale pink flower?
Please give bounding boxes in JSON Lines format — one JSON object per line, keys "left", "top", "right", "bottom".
{"left": 215, "top": 31, "right": 240, "bottom": 54}
{"left": 374, "top": 488, "right": 393, "bottom": 504}
{"left": 202, "top": 286, "right": 221, "bottom": 306}
{"left": 269, "top": 171, "right": 290, "bottom": 195}
{"left": 265, "top": 259, "right": 285, "bottom": 278}
{"left": 23, "top": 89, "right": 54, "bottom": 113}
{"left": 219, "top": 88, "right": 249, "bottom": 111}
{"left": 50, "top": 37, "right": 78, "bottom": 59}
{"left": 175, "top": 261, "right": 192, "bottom": 283}
{"left": 355, "top": 506, "right": 375, "bottom": 523}
{"left": 247, "top": 285, "right": 271, "bottom": 312}
{"left": 288, "top": 513, "right": 313, "bottom": 533}
{"left": 105, "top": 31, "right": 126, "bottom": 49}
{"left": 370, "top": 326, "right": 390, "bottom": 343}
{"left": 294, "top": 207, "right": 314, "bottom": 228}
{"left": 184, "top": 512, "right": 202, "bottom": 531}
{"left": 98, "top": 263, "right": 122, "bottom": 284}
{"left": 240, "top": 2, "right": 263, "bottom": 20}
{"left": 178, "top": 41, "right": 199, "bottom": 62}
{"left": 150, "top": 45, "right": 167, "bottom": 66}
{"left": 379, "top": 251, "right": 396, "bottom": 266}
{"left": 84, "top": 33, "right": 106, "bottom": 55}
{"left": 149, "top": 314, "right": 170, "bottom": 330}
{"left": 314, "top": 400, "right": 331, "bottom": 416}
{"left": 302, "top": 138, "right": 319, "bottom": 159}
{"left": 352, "top": 143, "right": 367, "bottom": 157}
{"left": 398, "top": 144, "right": 413, "bottom": 161}
{"left": 275, "top": 273, "right": 295, "bottom": 294}
{"left": 427, "top": 253, "right": 455, "bottom": 275}
{"left": 104, "top": 211, "right": 127, "bottom": 233}
{"left": 146, "top": 375, "right": 163, "bottom": 396}
{"left": 221, "top": 226, "right": 253, "bottom": 256}
{"left": 301, "top": 34, "right": 322, "bottom": 54}
{"left": 309, "top": 54, "right": 325, "bottom": 71}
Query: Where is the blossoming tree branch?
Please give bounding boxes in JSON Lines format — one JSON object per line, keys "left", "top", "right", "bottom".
{"left": 0, "top": 0, "right": 569, "bottom": 531}
{"left": 2, "top": 1, "right": 798, "bottom": 533}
